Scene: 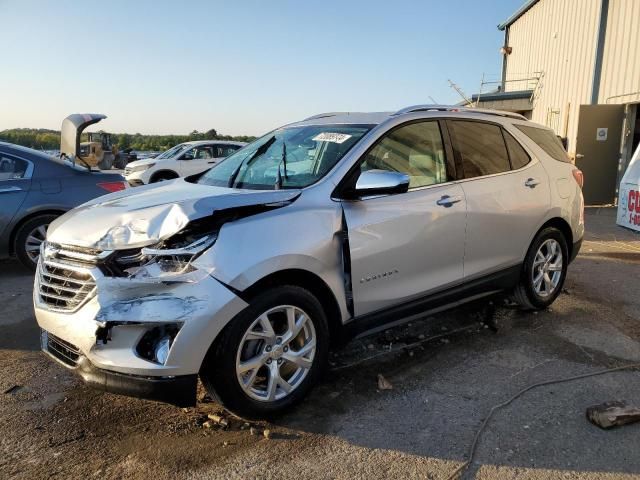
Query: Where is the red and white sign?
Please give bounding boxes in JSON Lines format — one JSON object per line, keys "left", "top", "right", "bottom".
{"left": 617, "top": 144, "right": 640, "bottom": 232}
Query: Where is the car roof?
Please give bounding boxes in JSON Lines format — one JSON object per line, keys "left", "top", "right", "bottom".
{"left": 0, "top": 141, "right": 54, "bottom": 160}
{"left": 284, "top": 105, "right": 531, "bottom": 130}
{"left": 286, "top": 112, "right": 393, "bottom": 128}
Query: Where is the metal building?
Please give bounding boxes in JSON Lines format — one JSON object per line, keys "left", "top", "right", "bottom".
{"left": 472, "top": 0, "right": 640, "bottom": 204}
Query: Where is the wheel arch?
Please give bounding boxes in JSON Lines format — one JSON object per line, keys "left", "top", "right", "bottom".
{"left": 9, "top": 209, "right": 66, "bottom": 255}
{"left": 535, "top": 217, "right": 574, "bottom": 260}
{"left": 149, "top": 169, "right": 179, "bottom": 182}
{"left": 238, "top": 268, "right": 345, "bottom": 347}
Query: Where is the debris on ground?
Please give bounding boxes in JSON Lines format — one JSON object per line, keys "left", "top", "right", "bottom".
{"left": 207, "top": 413, "right": 229, "bottom": 427}
{"left": 587, "top": 401, "right": 640, "bottom": 429}
{"left": 240, "top": 422, "right": 250, "bottom": 430}
{"left": 250, "top": 427, "right": 259, "bottom": 436}
{"left": 263, "top": 429, "right": 272, "bottom": 439}
{"left": 377, "top": 374, "right": 393, "bottom": 390}
{"left": 202, "top": 421, "right": 214, "bottom": 429}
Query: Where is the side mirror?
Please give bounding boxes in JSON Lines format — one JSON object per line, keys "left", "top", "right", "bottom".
{"left": 353, "top": 170, "right": 410, "bottom": 197}
{"left": 181, "top": 153, "right": 194, "bottom": 161}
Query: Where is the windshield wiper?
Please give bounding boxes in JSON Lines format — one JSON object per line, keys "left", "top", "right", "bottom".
{"left": 275, "top": 141, "right": 289, "bottom": 190}
{"left": 228, "top": 135, "right": 276, "bottom": 188}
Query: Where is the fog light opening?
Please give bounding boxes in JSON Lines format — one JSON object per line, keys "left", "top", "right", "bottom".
{"left": 136, "top": 324, "right": 181, "bottom": 365}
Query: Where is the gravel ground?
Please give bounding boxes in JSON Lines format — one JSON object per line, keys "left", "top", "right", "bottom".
{"left": 1, "top": 208, "right": 639, "bottom": 480}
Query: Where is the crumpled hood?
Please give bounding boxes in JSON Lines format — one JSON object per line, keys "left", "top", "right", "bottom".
{"left": 47, "top": 179, "right": 300, "bottom": 250}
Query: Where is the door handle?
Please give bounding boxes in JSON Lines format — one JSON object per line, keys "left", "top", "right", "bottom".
{"left": 575, "top": 153, "right": 585, "bottom": 159}
{"left": 0, "top": 186, "right": 22, "bottom": 193}
{"left": 524, "top": 178, "right": 540, "bottom": 188}
{"left": 436, "top": 195, "right": 462, "bottom": 207}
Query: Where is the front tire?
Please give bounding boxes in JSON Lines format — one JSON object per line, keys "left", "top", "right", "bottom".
{"left": 512, "top": 227, "right": 568, "bottom": 310}
{"left": 200, "top": 286, "right": 329, "bottom": 418}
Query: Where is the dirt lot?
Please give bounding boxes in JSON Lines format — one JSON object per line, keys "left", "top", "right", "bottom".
{"left": 1, "top": 208, "right": 639, "bottom": 480}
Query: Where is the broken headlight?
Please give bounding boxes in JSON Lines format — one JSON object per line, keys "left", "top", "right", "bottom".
{"left": 112, "top": 233, "right": 217, "bottom": 277}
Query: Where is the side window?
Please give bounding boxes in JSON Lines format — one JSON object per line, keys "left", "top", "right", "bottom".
{"left": 503, "top": 131, "right": 531, "bottom": 169}
{"left": 0, "top": 155, "right": 29, "bottom": 181}
{"left": 216, "top": 145, "right": 240, "bottom": 157}
{"left": 450, "top": 121, "right": 511, "bottom": 178}
{"left": 361, "top": 121, "right": 448, "bottom": 188}
{"left": 195, "top": 146, "right": 214, "bottom": 159}
{"left": 515, "top": 124, "right": 570, "bottom": 162}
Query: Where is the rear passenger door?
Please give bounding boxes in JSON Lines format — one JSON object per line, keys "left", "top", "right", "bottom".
{"left": 343, "top": 120, "right": 467, "bottom": 317}
{"left": 447, "top": 120, "right": 550, "bottom": 279}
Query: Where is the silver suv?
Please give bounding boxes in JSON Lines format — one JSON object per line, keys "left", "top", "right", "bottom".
{"left": 35, "top": 106, "right": 584, "bottom": 416}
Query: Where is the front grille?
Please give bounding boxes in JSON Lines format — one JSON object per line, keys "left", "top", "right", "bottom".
{"left": 37, "top": 244, "right": 102, "bottom": 312}
{"left": 42, "top": 330, "right": 80, "bottom": 367}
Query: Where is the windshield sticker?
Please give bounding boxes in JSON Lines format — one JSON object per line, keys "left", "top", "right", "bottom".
{"left": 312, "top": 132, "right": 352, "bottom": 144}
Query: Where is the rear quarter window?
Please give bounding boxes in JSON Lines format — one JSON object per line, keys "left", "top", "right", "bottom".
{"left": 515, "top": 124, "right": 570, "bottom": 163}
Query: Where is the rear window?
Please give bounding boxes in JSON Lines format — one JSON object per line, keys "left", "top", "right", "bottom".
{"left": 450, "top": 121, "right": 511, "bottom": 178}
{"left": 515, "top": 125, "right": 569, "bottom": 162}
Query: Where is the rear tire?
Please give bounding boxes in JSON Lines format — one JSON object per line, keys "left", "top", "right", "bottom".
{"left": 511, "top": 227, "right": 568, "bottom": 310}
{"left": 113, "top": 154, "right": 127, "bottom": 170}
{"left": 14, "top": 214, "right": 58, "bottom": 271}
{"left": 98, "top": 153, "right": 114, "bottom": 170}
{"left": 200, "top": 286, "right": 329, "bottom": 418}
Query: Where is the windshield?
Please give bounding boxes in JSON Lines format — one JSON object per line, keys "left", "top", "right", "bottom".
{"left": 156, "top": 143, "right": 189, "bottom": 159}
{"left": 197, "top": 124, "right": 372, "bottom": 190}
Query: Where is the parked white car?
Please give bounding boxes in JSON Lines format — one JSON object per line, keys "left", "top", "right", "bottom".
{"left": 124, "top": 140, "right": 246, "bottom": 186}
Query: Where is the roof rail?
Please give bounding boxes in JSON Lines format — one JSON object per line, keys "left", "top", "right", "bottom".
{"left": 393, "top": 104, "right": 528, "bottom": 121}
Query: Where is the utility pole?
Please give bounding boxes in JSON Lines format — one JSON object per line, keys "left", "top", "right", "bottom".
{"left": 448, "top": 79, "right": 473, "bottom": 106}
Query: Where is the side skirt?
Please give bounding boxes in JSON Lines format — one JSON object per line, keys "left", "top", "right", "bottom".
{"left": 344, "top": 265, "right": 521, "bottom": 339}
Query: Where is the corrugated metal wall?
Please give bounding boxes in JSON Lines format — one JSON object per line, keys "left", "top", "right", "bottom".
{"left": 505, "top": 0, "right": 601, "bottom": 154}
{"left": 598, "top": 0, "right": 640, "bottom": 105}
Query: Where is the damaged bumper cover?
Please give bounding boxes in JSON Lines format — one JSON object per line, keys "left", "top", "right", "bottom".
{"left": 35, "top": 257, "right": 248, "bottom": 405}
{"left": 42, "top": 341, "right": 199, "bottom": 407}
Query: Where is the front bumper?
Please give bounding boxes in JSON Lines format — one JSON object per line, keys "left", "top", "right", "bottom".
{"left": 41, "top": 330, "right": 197, "bottom": 406}
{"left": 34, "top": 254, "right": 248, "bottom": 404}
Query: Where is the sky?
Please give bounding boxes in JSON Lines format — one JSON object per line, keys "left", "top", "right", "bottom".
{"left": 0, "top": 0, "right": 524, "bottom": 136}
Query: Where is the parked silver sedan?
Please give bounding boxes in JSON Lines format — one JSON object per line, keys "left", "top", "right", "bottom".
{"left": 35, "top": 105, "right": 584, "bottom": 417}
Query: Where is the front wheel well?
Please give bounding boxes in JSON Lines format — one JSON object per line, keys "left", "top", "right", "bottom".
{"left": 536, "top": 217, "right": 574, "bottom": 260}
{"left": 149, "top": 169, "right": 179, "bottom": 182}
{"left": 9, "top": 210, "right": 66, "bottom": 255}
{"left": 238, "top": 269, "right": 345, "bottom": 347}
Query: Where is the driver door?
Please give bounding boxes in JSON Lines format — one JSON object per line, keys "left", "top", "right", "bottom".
{"left": 342, "top": 120, "right": 466, "bottom": 317}
{"left": 178, "top": 145, "right": 216, "bottom": 177}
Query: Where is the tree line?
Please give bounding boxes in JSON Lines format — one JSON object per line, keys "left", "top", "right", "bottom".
{"left": 0, "top": 128, "right": 256, "bottom": 152}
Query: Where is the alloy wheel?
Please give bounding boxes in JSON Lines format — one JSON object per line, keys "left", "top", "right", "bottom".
{"left": 235, "top": 305, "right": 316, "bottom": 402}
{"left": 25, "top": 224, "right": 48, "bottom": 264}
{"left": 531, "top": 238, "right": 563, "bottom": 298}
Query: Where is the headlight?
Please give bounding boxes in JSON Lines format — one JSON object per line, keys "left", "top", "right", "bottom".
{"left": 127, "top": 163, "right": 154, "bottom": 174}
{"left": 140, "top": 234, "right": 217, "bottom": 274}
{"left": 113, "top": 233, "right": 217, "bottom": 278}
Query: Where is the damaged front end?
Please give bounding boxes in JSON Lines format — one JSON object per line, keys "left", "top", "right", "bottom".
{"left": 35, "top": 184, "right": 300, "bottom": 406}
